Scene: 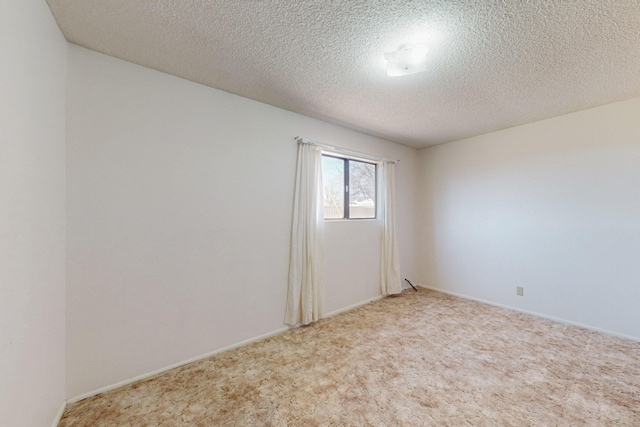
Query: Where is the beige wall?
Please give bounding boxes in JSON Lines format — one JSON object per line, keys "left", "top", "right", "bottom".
{"left": 0, "top": 1, "right": 67, "bottom": 426}
{"left": 418, "top": 97, "right": 640, "bottom": 340}
{"left": 65, "top": 45, "right": 419, "bottom": 399}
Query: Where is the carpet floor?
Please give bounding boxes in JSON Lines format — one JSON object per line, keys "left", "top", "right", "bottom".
{"left": 59, "top": 288, "right": 640, "bottom": 426}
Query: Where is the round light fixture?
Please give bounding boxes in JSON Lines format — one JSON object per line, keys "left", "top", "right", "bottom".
{"left": 384, "top": 43, "right": 430, "bottom": 77}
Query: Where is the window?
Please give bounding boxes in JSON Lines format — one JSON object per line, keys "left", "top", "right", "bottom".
{"left": 321, "top": 154, "right": 376, "bottom": 219}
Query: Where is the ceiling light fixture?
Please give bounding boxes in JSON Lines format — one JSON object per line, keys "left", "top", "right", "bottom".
{"left": 384, "top": 43, "right": 430, "bottom": 77}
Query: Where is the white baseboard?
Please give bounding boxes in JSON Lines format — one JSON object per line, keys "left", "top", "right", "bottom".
{"left": 417, "top": 284, "right": 639, "bottom": 343}
{"left": 67, "top": 326, "right": 289, "bottom": 404}
{"left": 51, "top": 400, "right": 66, "bottom": 427}
{"left": 68, "top": 293, "right": 389, "bottom": 404}
{"left": 323, "top": 294, "right": 386, "bottom": 318}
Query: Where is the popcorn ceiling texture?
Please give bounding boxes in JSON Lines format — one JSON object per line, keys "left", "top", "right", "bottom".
{"left": 59, "top": 288, "right": 640, "bottom": 426}
{"left": 45, "top": 0, "right": 640, "bottom": 147}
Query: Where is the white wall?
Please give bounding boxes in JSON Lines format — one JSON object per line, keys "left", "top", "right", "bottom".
{"left": 66, "top": 45, "right": 418, "bottom": 399}
{"left": 418, "top": 97, "right": 640, "bottom": 340}
{"left": 0, "top": 1, "right": 67, "bottom": 426}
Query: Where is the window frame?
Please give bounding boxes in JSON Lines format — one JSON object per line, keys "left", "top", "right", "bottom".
{"left": 321, "top": 153, "right": 378, "bottom": 221}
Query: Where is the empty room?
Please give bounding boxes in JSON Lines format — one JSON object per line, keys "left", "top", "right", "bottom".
{"left": 2, "top": 0, "right": 640, "bottom": 426}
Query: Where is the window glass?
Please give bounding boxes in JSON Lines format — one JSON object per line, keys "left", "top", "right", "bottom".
{"left": 322, "top": 155, "right": 345, "bottom": 219}
{"left": 349, "top": 160, "right": 376, "bottom": 219}
{"left": 321, "top": 154, "right": 376, "bottom": 220}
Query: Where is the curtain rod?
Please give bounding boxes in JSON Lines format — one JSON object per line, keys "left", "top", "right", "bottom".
{"left": 295, "top": 136, "right": 399, "bottom": 164}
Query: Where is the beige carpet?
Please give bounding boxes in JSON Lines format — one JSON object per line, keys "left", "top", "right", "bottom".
{"left": 59, "top": 288, "right": 640, "bottom": 426}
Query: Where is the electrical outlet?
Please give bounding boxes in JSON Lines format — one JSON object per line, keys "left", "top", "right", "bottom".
{"left": 516, "top": 286, "right": 524, "bottom": 296}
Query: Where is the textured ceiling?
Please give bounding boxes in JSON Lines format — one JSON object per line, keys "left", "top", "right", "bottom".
{"left": 46, "top": 0, "right": 640, "bottom": 148}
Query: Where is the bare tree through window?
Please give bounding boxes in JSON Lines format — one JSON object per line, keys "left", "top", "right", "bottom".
{"left": 321, "top": 154, "right": 376, "bottom": 219}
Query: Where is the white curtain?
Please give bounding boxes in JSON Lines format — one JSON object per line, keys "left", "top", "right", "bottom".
{"left": 285, "top": 142, "right": 325, "bottom": 326}
{"left": 380, "top": 161, "right": 402, "bottom": 295}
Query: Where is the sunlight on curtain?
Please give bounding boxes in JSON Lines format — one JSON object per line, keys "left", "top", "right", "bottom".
{"left": 380, "top": 161, "right": 402, "bottom": 295}
{"left": 285, "top": 142, "right": 325, "bottom": 326}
